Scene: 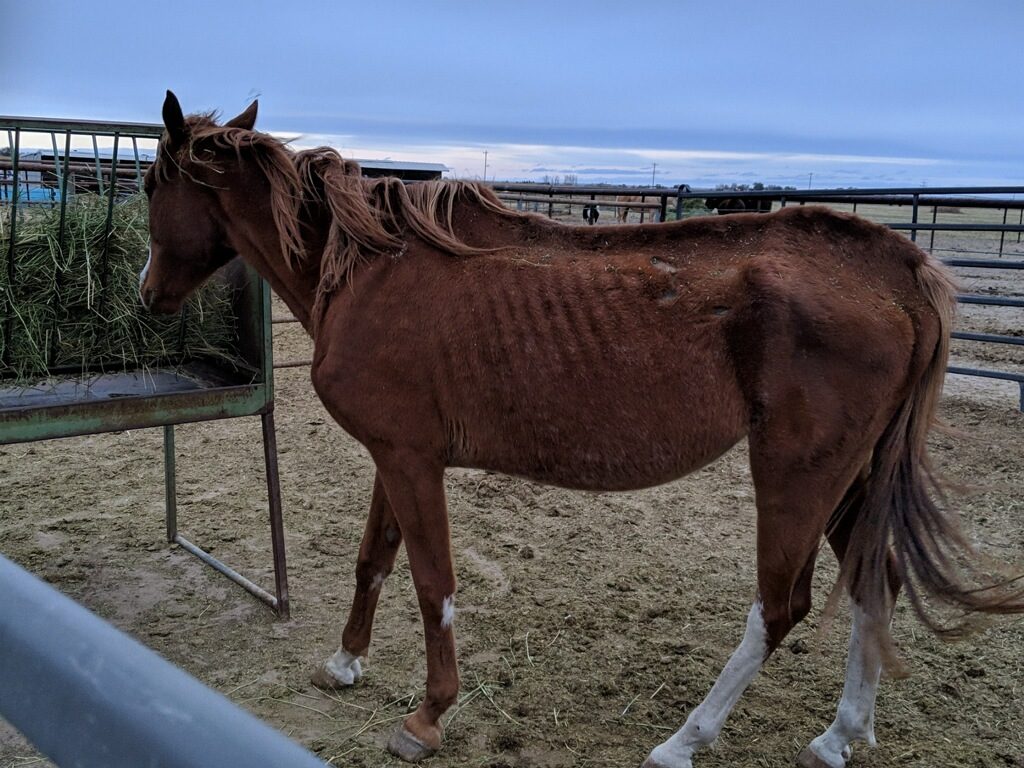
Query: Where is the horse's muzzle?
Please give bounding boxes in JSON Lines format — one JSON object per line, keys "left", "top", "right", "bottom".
{"left": 139, "top": 286, "right": 179, "bottom": 315}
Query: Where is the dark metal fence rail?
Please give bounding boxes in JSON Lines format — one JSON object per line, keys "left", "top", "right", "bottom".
{"left": 0, "top": 554, "right": 325, "bottom": 768}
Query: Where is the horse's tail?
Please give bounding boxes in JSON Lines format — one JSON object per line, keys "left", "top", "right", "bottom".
{"left": 841, "top": 250, "right": 1024, "bottom": 670}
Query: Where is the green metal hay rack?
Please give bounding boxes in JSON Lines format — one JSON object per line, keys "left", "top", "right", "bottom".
{"left": 1, "top": 116, "right": 289, "bottom": 618}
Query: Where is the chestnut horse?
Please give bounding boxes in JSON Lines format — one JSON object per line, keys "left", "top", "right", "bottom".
{"left": 141, "top": 93, "right": 1024, "bottom": 768}
{"left": 616, "top": 193, "right": 660, "bottom": 223}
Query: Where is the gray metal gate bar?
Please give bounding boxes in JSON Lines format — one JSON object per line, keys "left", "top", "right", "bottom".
{"left": 0, "top": 554, "right": 324, "bottom": 768}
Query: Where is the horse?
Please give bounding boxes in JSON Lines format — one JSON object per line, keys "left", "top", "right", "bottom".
{"left": 704, "top": 195, "right": 774, "bottom": 215}
{"left": 141, "top": 92, "right": 1024, "bottom": 768}
{"left": 616, "top": 193, "right": 661, "bottom": 223}
{"left": 581, "top": 203, "right": 600, "bottom": 225}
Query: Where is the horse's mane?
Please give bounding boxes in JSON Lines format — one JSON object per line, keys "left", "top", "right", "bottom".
{"left": 293, "top": 146, "right": 520, "bottom": 329}
{"left": 154, "top": 116, "right": 518, "bottom": 334}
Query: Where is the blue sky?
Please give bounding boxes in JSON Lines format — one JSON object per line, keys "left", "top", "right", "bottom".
{"left": 5, "top": 1, "right": 1022, "bottom": 188}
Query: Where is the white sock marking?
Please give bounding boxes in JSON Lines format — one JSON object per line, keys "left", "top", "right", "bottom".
{"left": 647, "top": 601, "right": 768, "bottom": 767}
{"left": 440, "top": 595, "right": 455, "bottom": 630}
{"left": 139, "top": 245, "right": 152, "bottom": 288}
{"left": 370, "top": 572, "right": 385, "bottom": 591}
{"left": 139, "top": 245, "right": 153, "bottom": 308}
{"left": 806, "top": 603, "right": 882, "bottom": 767}
{"left": 324, "top": 648, "right": 362, "bottom": 686}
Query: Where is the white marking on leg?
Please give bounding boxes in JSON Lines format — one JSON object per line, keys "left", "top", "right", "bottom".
{"left": 139, "top": 244, "right": 152, "bottom": 289}
{"left": 139, "top": 245, "right": 153, "bottom": 309}
{"left": 805, "top": 604, "right": 882, "bottom": 768}
{"left": 323, "top": 647, "right": 362, "bottom": 686}
{"left": 440, "top": 594, "right": 455, "bottom": 630}
{"left": 647, "top": 602, "right": 767, "bottom": 768}
{"left": 370, "top": 572, "right": 386, "bottom": 591}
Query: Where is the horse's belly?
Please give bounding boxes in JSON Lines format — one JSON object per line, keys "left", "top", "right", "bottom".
{"left": 456, "top": 378, "right": 749, "bottom": 492}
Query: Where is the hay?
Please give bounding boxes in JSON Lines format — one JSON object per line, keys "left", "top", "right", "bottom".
{"left": 0, "top": 194, "right": 244, "bottom": 385}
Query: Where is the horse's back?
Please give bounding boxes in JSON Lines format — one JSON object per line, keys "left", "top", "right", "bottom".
{"left": 313, "top": 205, "right": 937, "bottom": 491}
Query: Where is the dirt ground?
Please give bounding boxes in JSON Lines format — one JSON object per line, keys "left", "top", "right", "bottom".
{"left": 1, "top": 221, "right": 1023, "bottom": 768}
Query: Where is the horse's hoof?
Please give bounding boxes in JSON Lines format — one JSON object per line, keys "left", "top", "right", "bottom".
{"left": 310, "top": 651, "right": 362, "bottom": 689}
{"left": 387, "top": 726, "right": 437, "bottom": 763}
{"left": 796, "top": 747, "right": 838, "bottom": 768}
{"left": 641, "top": 745, "right": 691, "bottom": 768}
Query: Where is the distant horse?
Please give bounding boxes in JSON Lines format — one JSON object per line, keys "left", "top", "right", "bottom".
{"left": 142, "top": 93, "right": 1024, "bottom": 768}
{"left": 704, "top": 195, "right": 773, "bottom": 215}
{"left": 582, "top": 203, "right": 600, "bottom": 225}
{"left": 616, "top": 193, "right": 661, "bottom": 223}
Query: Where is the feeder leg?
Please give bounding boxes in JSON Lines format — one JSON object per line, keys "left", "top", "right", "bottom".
{"left": 164, "top": 425, "right": 177, "bottom": 542}
{"left": 262, "top": 411, "right": 290, "bottom": 619}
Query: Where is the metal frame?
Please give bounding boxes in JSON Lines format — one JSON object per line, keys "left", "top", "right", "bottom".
{"left": 162, "top": 412, "right": 289, "bottom": 615}
{"left": 0, "top": 554, "right": 321, "bottom": 767}
{"left": 1, "top": 116, "right": 290, "bottom": 617}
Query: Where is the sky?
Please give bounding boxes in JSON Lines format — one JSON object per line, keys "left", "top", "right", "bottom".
{"left": 4, "top": 0, "right": 1023, "bottom": 189}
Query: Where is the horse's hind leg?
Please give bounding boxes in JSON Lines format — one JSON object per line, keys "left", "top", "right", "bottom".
{"left": 644, "top": 498, "right": 827, "bottom": 765}
{"left": 312, "top": 472, "right": 403, "bottom": 689}
{"left": 644, "top": 433, "right": 868, "bottom": 768}
{"left": 798, "top": 494, "right": 902, "bottom": 768}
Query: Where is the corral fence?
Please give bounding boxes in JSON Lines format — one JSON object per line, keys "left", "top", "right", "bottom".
{"left": 489, "top": 182, "right": 1024, "bottom": 410}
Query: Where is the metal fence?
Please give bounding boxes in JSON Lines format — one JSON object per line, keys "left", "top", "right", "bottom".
{"left": 489, "top": 182, "right": 1024, "bottom": 410}
{"left": 0, "top": 554, "right": 326, "bottom": 768}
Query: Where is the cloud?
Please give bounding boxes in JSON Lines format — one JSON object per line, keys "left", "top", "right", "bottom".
{"left": 290, "top": 131, "right": 993, "bottom": 188}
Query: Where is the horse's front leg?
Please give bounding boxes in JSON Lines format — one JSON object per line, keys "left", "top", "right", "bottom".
{"left": 375, "top": 454, "right": 458, "bottom": 762}
{"left": 312, "top": 472, "right": 402, "bottom": 688}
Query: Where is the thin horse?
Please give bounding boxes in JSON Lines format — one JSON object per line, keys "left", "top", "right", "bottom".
{"left": 141, "top": 93, "right": 1024, "bottom": 768}
{"left": 616, "top": 193, "right": 660, "bottom": 223}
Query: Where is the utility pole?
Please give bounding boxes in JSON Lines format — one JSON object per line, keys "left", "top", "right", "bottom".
{"left": 483, "top": 150, "right": 488, "bottom": 181}
{"left": 651, "top": 162, "right": 657, "bottom": 186}
{"left": 808, "top": 172, "right": 813, "bottom": 189}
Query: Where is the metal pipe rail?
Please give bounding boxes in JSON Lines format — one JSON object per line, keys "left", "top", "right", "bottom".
{"left": 0, "top": 554, "right": 325, "bottom": 768}
{"left": 489, "top": 181, "right": 1024, "bottom": 201}
{"left": 496, "top": 193, "right": 661, "bottom": 209}
{"left": 943, "top": 259, "right": 1024, "bottom": 269}
{"left": 957, "top": 294, "right": 1024, "bottom": 308}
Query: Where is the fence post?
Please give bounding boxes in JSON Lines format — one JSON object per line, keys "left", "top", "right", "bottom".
{"left": 929, "top": 205, "right": 938, "bottom": 253}
{"left": 910, "top": 193, "right": 919, "bottom": 243}
{"left": 999, "top": 207, "right": 1008, "bottom": 256}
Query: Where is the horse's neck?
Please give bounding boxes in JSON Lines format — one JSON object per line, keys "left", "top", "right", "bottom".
{"left": 224, "top": 209, "right": 320, "bottom": 335}
{"left": 445, "top": 194, "right": 537, "bottom": 249}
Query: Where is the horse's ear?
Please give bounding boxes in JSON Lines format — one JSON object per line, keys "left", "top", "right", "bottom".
{"left": 162, "top": 90, "right": 187, "bottom": 145}
{"left": 225, "top": 99, "right": 258, "bottom": 131}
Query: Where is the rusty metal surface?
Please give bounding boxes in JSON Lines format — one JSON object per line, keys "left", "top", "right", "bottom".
{"left": 0, "top": 383, "right": 270, "bottom": 445}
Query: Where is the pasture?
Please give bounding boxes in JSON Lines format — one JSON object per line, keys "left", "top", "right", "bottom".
{"left": 2, "top": 273, "right": 1023, "bottom": 767}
